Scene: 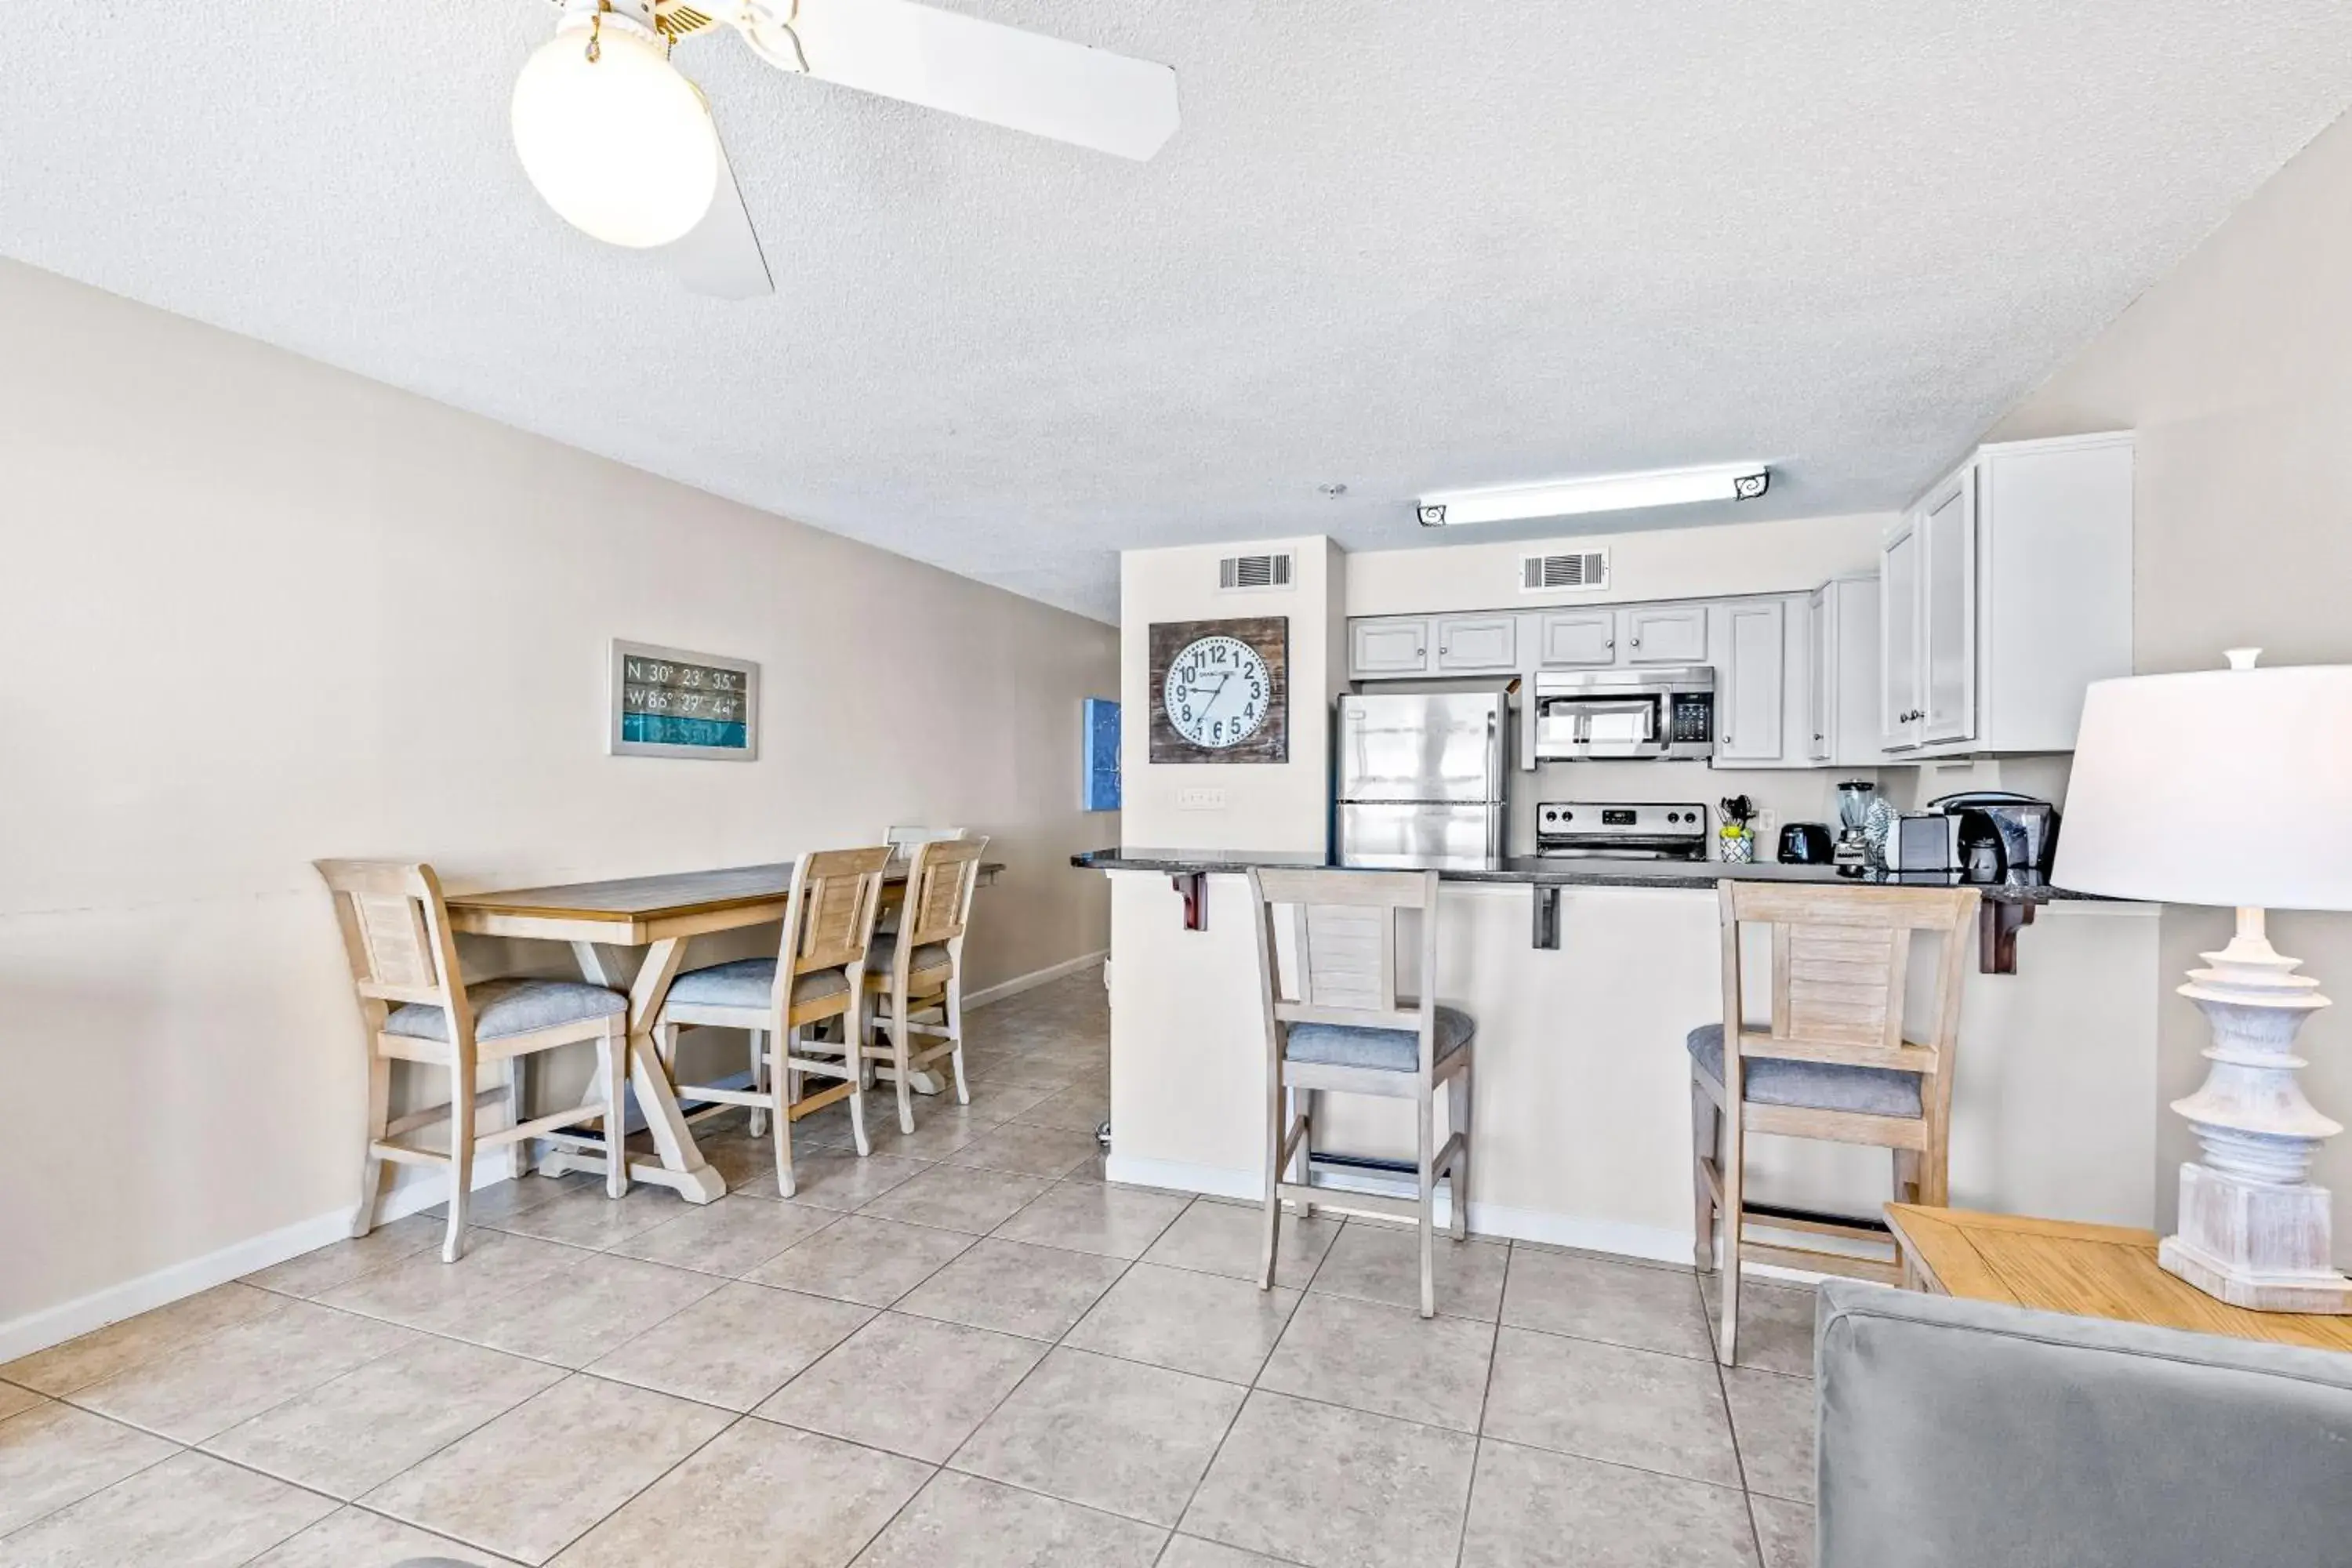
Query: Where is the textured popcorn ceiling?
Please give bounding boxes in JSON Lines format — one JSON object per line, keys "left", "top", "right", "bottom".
{"left": 5, "top": 4, "right": 2350, "bottom": 622}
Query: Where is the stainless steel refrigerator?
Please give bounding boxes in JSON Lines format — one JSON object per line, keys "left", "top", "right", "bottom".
{"left": 1334, "top": 692, "right": 1508, "bottom": 867}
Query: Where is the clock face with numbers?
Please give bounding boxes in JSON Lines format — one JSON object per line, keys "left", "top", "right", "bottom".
{"left": 1163, "top": 635, "right": 1271, "bottom": 750}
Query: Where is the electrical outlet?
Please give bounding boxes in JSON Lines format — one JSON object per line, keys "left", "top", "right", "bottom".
{"left": 1175, "top": 786, "right": 1227, "bottom": 811}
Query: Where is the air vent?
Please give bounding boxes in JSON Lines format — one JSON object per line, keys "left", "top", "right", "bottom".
{"left": 1218, "top": 550, "right": 1296, "bottom": 592}
{"left": 1519, "top": 550, "right": 1610, "bottom": 592}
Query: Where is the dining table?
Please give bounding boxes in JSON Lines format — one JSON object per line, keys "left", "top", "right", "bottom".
{"left": 444, "top": 857, "right": 1001, "bottom": 1203}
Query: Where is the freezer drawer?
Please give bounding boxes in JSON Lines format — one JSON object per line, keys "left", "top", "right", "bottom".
{"left": 1336, "top": 803, "right": 1504, "bottom": 868}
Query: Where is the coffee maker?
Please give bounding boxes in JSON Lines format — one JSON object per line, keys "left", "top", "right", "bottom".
{"left": 1834, "top": 781, "right": 1875, "bottom": 869}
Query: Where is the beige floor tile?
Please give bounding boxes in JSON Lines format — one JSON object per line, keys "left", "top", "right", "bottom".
{"left": 1460, "top": 1439, "right": 1758, "bottom": 1568}
{"left": 1156, "top": 1537, "right": 1293, "bottom": 1568}
{"left": 951, "top": 1347, "right": 1243, "bottom": 1527}
{"left": 1751, "top": 1495, "right": 1816, "bottom": 1568}
{"left": 990, "top": 1181, "right": 1189, "bottom": 1260}
{"left": 245, "top": 1504, "right": 525, "bottom": 1566}
{"left": 489, "top": 1180, "right": 686, "bottom": 1251}
{"left": 553, "top": 1417, "right": 928, "bottom": 1568}
{"left": 755, "top": 1311, "right": 1045, "bottom": 1462}
{"left": 463, "top": 1249, "right": 726, "bottom": 1369}
{"left": 203, "top": 1335, "right": 566, "bottom": 1499}
{"left": 1503, "top": 1247, "right": 1714, "bottom": 1359}
{"left": 960, "top": 1057, "right": 1083, "bottom": 1093}
{"left": 1308, "top": 1222, "right": 1508, "bottom": 1321}
{"left": 855, "top": 1105, "right": 1000, "bottom": 1160}
{"left": 314, "top": 1229, "right": 578, "bottom": 1341}
{"left": 1142, "top": 1200, "right": 1339, "bottom": 1291}
{"left": 0, "top": 1403, "right": 178, "bottom": 1538}
{"left": 0, "top": 1382, "right": 46, "bottom": 1422}
{"left": 854, "top": 1470, "right": 1165, "bottom": 1567}
{"left": 956, "top": 1080, "right": 1062, "bottom": 1123}
{"left": 73, "top": 1301, "right": 416, "bottom": 1444}
{"left": 361, "top": 1374, "right": 731, "bottom": 1564}
{"left": 1064, "top": 1263, "right": 1298, "bottom": 1385}
{"left": 947, "top": 1122, "right": 1103, "bottom": 1180}
{"left": 895, "top": 1239, "right": 1127, "bottom": 1341}
{"left": 2, "top": 1282, "right": 287, "bottom": 1396}
{"left": 689, "top": 1131, "right": 784, "bottom": 1188}
{"left": 424, "top": 1173, "right": 572, "bottom": 1225}
{"left": 1725, "top": 1366, "right": 1815, "bottom": 1504}
{"left": 0, "top": 1450, "right": 336, "bottom": 1567}
{"left": 1181, "top": 1390, "right": 1475, "bottom": 1568}
{"left": 1481, "top": 1327, "right": 1741, "bottom": 1490}
{"left": 860, "top": 1166, "right": 1054, "bottom": 1234}
{"left": 746, "top": 1214, "right": 976, "bottom": 1307}
{"left": 1004, "top": 1083, "right": 1111, "bottom": 1133}
{"left": 587, "top": 1280, "right": 873, "bottom": 1410}
{"left": 1257, "top": 1292, "right": 1495, "bottom": 1432}
{"left": 1702, "top": 1275, "right": 1820, "bottom": 1378}
{"left": 779, "top": 1151, "right": 934, "bottom": 1211}
{"left": 244, "top": 1215, "right": 446, "bottom": 1300}
{"left": 607, "top": 1194, "right": 840, "bottom": 1276}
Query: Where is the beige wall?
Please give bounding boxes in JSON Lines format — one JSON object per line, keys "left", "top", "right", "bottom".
{"left": 1988, "top": 110, "right": 2352, "bottom": 1250}
{"left": 1119, "top": 537, "right": 1345, "bottom": 853}
{"left": 0, "top": 259, "right": 1117, "bottom": 1330}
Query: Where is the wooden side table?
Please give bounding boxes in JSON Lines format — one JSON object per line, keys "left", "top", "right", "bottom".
{"left": 1886, "top": 1204, "right": 2352, "bottom": 1354}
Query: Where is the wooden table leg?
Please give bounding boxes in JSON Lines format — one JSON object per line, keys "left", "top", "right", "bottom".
{"left": 540, "top": 938, "right": 724, "bottom": 1202}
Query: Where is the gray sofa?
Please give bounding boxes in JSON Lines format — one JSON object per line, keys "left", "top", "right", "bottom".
{"left": 1816, "top": 1279, "right": 2352, "bottom": 1568}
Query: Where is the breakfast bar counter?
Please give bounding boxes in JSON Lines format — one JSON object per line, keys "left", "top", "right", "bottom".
{"left": 1077, "top": 847, "right": 2161, "bottom": 1266}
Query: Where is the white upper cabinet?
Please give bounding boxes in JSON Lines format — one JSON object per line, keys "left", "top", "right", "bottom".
{"left": 1712, "top": 599, "right": 1788, "bottom": 763}
{"left": 1536, "top": 610, "right": 1617, "bottom": 666}
{"left": 1351, "top": 616, "right": 1431, "bottom": 677}
{"left": 1878, "top": 432, "right": 2133, "bottom": 757}
{"left": 1807, "top": 584, "right": 1835, "bottom": 764}
{"left": 1621, "top": 605, "right": 1708, "bottom": 665}
{"left": 1433, "top": 614, "right": 1519, "bottom": 673}
{"left": 1811, "top": 575, "right": 1881, "bottom": 767}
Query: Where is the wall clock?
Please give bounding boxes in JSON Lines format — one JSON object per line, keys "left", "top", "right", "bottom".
{"left": 1149, "top": 616, "right": 1288, "bottom": 764}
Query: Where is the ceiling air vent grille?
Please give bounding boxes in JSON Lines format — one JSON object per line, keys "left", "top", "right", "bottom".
{"left": 1520, "top": 550, "right": 1610, "bottom": 593}
{"left": 1218, "top": 550, "right": 1296, "bottom": 592}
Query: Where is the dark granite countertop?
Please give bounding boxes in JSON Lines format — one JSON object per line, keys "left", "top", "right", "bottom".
{"left": 1070, "top": 847, "right": 2107, "bottom": 905}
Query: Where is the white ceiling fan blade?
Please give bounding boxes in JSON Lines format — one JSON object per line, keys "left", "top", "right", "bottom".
{"left": 758, "top": 0, "right": 1179, "bottom": 162}
{"left": 659, "top": 129, "right": 774, "bottom": 299}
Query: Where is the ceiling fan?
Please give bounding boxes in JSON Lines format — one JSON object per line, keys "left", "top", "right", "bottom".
{"left": 511, "top": 0, "right": 1182, "bottom": 299}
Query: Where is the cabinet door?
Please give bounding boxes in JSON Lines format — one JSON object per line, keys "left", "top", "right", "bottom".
{"left": 1351, "top": 618, "right": 1432, "bottom": 677}
{"left": 1433, "top": 614, "right": 1519, "bottom": 673}
{"left": 1716, "top": 600, "right": 1785, "bottom": 762}
{"left": 1806, "top": 585, "right": 1834, "bottom": 764}
{"left": 1537, "top": 611, "right": 1616, "bottom": 666}
{"left": 1622, "top": 605, "right": 1708, "bottom": 664}
{"left": 1880, "top": 518, "right": 1922, "bottom": 750}
{"left": 1919, "top": 469, "right": 1977, "bottom": 746}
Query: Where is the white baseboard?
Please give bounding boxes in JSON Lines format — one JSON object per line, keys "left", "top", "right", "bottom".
{"left": 1103, "top": 1153, "right": 1692, "bottom": 1267}
{"left": 965, "top": 949, "right": 1107, "bottom": 1009}
{"left": 0, "top": 1207, "right": 352, "bottom": 1365}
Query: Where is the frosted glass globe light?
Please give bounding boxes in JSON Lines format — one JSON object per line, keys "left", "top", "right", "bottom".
{"left": 512, "top": 20, "right": 720, "bottom": 249}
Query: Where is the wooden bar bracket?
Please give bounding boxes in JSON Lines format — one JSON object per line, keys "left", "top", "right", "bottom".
{"left": 1979, "top": 899, "right": 2036, "bottom": 975}
{"left": 1531, "top": 884, "right": 1561, "bottom": 950}
{"left": 1172, "top": 872, "right": 1207, "bottom": 931}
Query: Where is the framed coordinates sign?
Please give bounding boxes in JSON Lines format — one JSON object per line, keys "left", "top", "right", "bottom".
{"left": 609, "top": 641, "right": 760, "bottom": 760}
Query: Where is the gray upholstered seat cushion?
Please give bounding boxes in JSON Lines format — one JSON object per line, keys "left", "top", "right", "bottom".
{"left": 1686, "top": 1022, "right": 1922, "bottom": 1118}
{"left": 1286, "top": 1004, "right": 1475, "bottom": 1073}
{"left": 666, "top": 957, "right": 850, "bottom": 1011}
{"left": 865, "top": 934, "right": 952, "bottom": 977}
{"left": 383, "top": 978, "right": 626, "bottom": 1043}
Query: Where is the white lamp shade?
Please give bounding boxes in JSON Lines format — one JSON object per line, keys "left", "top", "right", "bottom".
{"left": 512, "top": 24, "right": 720, "bottom": 249}
{"left": 2054, "top": 661, "right": 2352, "bottom": 911}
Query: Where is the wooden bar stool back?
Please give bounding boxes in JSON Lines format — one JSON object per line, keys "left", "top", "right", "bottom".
{"left": 1248, "top": 866, "right": 1475, "bottom": 1319}
{"left": 1692, "top": 880, "right": 1980, "bottom": 1363}
{"left": 862, "top": 835, "right": 989, "bottom": 1135}
{"left": 317, "top": 859, "right": 630, "bottom": 1264}
{"left": 658, "top": 846, "right": 892, "bottom": 1195}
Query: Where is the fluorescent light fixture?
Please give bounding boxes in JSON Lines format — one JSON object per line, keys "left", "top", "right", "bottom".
{"left": 1417, "top": 463, "right": 1770, "bottom": 528}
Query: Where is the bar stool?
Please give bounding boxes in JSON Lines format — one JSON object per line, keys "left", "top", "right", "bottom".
{"left": 1247, "top": 866, "right": 1474, "bottom": 1319}
{"left": 655, "top": 846, "right": 891, "bottom": 1194}
{"left": 1691, "top": 880, "right": 1980, "bottom": 1365}
{"left": 877, "top": 826, "right": 965, "bottom": 935}
{"left": 317, "top": 860, "right": 630, "bottom": 1264}
{"left": 862, "top": 835, "right": 989, "bottom": 1134}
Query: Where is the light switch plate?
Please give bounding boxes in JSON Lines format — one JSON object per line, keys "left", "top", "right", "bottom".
{"left": 1176, "top": 786, "right": 1227, "bottom": 811}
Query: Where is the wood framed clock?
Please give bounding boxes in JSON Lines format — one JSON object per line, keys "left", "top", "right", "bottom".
{"left": 1149, "top": 616, "right": 1288, "bottom": 764}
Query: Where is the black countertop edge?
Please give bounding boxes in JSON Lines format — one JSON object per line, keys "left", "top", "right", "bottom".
{"left": 1069, "top": 848, "right": 2108, "bottom": 904}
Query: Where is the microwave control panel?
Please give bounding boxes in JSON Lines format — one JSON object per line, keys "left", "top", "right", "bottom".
{"left": 1668, "top": 694, "right": 1714, "bottom": 745}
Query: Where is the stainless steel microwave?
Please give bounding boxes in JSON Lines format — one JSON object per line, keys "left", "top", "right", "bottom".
{"left": 1530, "top": 666, "right": 1716, "bottom": 761}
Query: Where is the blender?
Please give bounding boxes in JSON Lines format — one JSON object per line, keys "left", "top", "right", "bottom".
{"left": 1834, "top": 781, "right": 1875, "bottom": 869}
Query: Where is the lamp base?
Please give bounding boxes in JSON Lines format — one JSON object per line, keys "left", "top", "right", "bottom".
{"left": 2161, "top": 1163, "right": 2352, "bottom": 1315}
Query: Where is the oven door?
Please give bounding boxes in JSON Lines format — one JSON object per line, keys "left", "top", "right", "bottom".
{"left": 1533, "top": 696, "right": 1667, "bottom": 760}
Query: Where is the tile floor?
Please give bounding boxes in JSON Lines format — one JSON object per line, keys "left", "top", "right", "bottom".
{"left": 0, "top": 972, "right": 1817, "bottom": 1567}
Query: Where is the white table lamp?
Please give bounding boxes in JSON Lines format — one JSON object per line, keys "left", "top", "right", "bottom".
{"left": 2056, "top": 650, "right": 2352, "bottom": 1312}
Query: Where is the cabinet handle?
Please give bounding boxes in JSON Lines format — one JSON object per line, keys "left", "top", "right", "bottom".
{"left": 1606, "top": 639, "right": 1615, "bottom": 650}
